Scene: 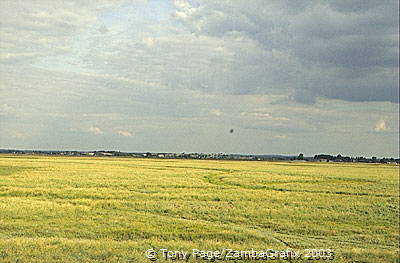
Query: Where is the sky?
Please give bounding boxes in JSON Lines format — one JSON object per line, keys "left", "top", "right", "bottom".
{"left": 0, "top": 0, "right": 399, "bottom": 157}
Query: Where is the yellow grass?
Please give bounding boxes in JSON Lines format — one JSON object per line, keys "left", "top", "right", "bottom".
{"left": 0, "top": 155, "right": 398, "bottom": 262}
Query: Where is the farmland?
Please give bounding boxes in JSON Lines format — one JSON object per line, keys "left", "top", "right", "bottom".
{"left": 0, "top": 155, "right": 398, "bottom": 262}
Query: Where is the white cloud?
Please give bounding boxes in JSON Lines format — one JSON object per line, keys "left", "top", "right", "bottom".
{"left": 375, "top": 120, "right": 388, "bottom": 132}
{"left": 274, "top": 135, "right": 288, "bottom": 139}
{"left": 11, "top": 131, "right": 29, "bottom": 139}
{"left": 87, "top": 127, "right": 104, "bottom": 135}
{"left": 210, "top": 109, "right": 222, "bottom": 116}
{"left": 0, "top": 0, "right": 128, "bottom": 64}
{"left": 143, "top": 37, "right": 155, "bottom": 47}
{"left": 241, "top": 111, "right": 289, "bottom": 121}
{"left": 117, "top": 130, "right": 132, "bottom": 137}
{"left": 0, "top": 104, "right": 16, "bottom": 116}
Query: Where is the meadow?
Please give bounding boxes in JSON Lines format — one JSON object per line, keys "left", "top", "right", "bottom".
{"left": 0, "top": 155, "right": 398, "bottom": 262}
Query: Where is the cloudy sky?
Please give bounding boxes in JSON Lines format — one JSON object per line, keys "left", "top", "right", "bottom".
{"left": 0, "top": 0, "right": 398, "bottom": 157}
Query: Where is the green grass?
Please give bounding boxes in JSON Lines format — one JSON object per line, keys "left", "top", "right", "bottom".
{"left": 0, "top": 155, "right": 398, "bottom": 262}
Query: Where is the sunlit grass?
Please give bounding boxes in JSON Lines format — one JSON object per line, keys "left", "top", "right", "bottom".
{"left": 0, "top": 155, "right": 398, "bottom": 262}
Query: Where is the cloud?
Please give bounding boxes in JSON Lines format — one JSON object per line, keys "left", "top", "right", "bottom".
{"left": 11, "top": 131, "right": 29, "bottom": 139}
{"left": 0, "top": 0, "right": 127, "bottom": 64}
{"left": 116, "top": 130, "right": 132, "bottom": 137}
{"left": 210, "top": 109, "right": 222, "bottom": 116}
{"left": 1, "top": 1, "right": 398, "bottom": 104}
{"left": 87, "top": 127, "right": 104, "bottom": 135}
{"left": 241, "top": 110, "right": 289, "bottom": 121}
{"left": 274, "top": 135, "right": 288, "bottom": 139}
{"left": 0, "top": 104, "right": 16, "bottom": 116}
{"left": 142, "top": 37, "right": 155, "bottom": 47}
{"left": 172, "top": 0, "right": 399, "bottom": 103}
{"left": 375, "top": 119, "right": 388, "bottom": 132}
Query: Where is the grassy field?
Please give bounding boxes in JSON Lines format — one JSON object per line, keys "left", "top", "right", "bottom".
{"left": 0, "top": 155, "right": 398, "bottom": 262}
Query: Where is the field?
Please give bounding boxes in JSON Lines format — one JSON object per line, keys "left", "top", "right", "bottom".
{"left": 0, "top": 155, "right": 398, "bottom": 262}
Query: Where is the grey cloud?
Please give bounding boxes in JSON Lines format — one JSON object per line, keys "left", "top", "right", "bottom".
{"left": 327, "top": 0, "right": 393, "bottom": 13}
{"left": 34, "top": 0, "right": 396, "bottom": 103}
{"left": 173, "top": 0, "right": 399, "bottom": 103}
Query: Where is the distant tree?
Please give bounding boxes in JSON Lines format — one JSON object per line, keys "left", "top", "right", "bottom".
{"left": 342, "top": 156, "right": 351, "bottom": 162}
{"left": 297, "top": 153, "right": 304, "bottom": 160}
